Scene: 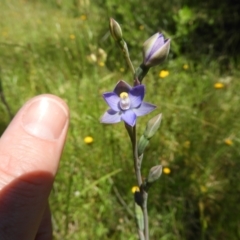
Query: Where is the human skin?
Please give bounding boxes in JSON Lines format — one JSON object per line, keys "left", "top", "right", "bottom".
{"left": 0, "top": 94, "right": 69, "bottom": 240}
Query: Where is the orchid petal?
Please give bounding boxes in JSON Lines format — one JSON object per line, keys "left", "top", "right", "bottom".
{"left": 143, "top": 33, "right": 164, "bottom": 62}
{"left": 147, "top": 34, "right": 165, "bottom": 60}
{"left": 121, "top": 110, "right": 136, "bottom": 127}
{"left": 133, "top": 102, "right": 156, "bottom": 117}
{"left": 149, "top": 38, "right": 170, "bottom": 65}
{"left": 100, "top": 109, "right": 121, "bottom": 124}
{"left": 114, "top": 80, "right": 132, "bottom": 96}
{"left": 129, "top": 85, "right": 145, "bottom": 108}
{"left": 103, "top": 92, "right": 120, "bottom": 111}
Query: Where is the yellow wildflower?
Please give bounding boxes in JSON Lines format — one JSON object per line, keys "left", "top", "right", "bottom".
{"left": 224, "top": 139, "right": 233, "bottom": 146}
{"left": 2, "top": 31, "right": 8, "bottom": 37}
{"left": 84, "top": 136, "right": 93, "bottom": 144}
{"left": 98, "top": 61, "right": 105, "bottom": 67}
{"left": 183, "top": 64, "right": 189, "bottom": 70}
{"left": 69, "top": 34, "right": 76, "bottom": 40}
{"left": 163, "top": 167, "right": 171, "bottom": 174}
{"left": 214, "top": 83, "right": 224, "bottom": 89}
{"left": 159, "top": 70, "right": 169, "bottom": 78}
{"left": 80, "top": 14, "right": 87, "bottom": 20}
{"left": 131, "top": 186, "right": 140, "bottom": 193}
{"left": 200, "top": 185, "right": 207, "bottom": 193}
{"left": 139, "top": 25, "right": 144, "bottom": 30}
{"left": 183, "top": 141, "right": 190, "bottom": 148}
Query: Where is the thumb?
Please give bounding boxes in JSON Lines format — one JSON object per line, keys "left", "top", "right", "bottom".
{"left": 0, "top": 94, "right": 69, "bottom": 239}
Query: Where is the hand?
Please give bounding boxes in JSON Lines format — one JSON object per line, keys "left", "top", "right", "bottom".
{"left": 0, "top": 94, "right": 69, "bottom": 240}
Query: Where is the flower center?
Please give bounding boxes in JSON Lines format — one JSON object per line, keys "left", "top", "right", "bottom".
{"left": 119, "top": 92, "right": 130, "bottom": 110}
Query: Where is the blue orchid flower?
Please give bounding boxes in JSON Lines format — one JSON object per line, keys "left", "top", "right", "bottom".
{"left": 100, "top": 80, "right": 156, "bottom": 127}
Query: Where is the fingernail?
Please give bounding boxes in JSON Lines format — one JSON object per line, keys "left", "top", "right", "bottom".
{"left": 22, "top": 97, "right": 68, "bottom": 140}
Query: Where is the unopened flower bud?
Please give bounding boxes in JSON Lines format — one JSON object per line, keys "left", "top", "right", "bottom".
{"left": 144, "top": 113, "right": 162, "bottom": 139}
{"left": 147, "top": 165, "right": 162, "bottom": 183}
{"left": 138, "top": 135, "right": 149, "bottom": 156}
{"left": 143, "top": 33, "right": 170, "bottom": 67}
{"left": 109, "top": 18, "right": 123, "bottom": 41}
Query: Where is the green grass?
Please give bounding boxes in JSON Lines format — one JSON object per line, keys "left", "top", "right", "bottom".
{"left": 0, "top": 1, "right": 240, "bottom": 239}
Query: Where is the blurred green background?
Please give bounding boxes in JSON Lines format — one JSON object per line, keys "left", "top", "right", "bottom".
{"left": 0, "top": 0, "right": 239, "bottom": 239}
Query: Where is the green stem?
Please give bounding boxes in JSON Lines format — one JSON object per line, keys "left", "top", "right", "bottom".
{"left": 133, "top": 126, "right": 150, "bottom": 240}
{"left": 126, "top": 124, "right": 145, "bottom": 240}
{"left": 138, "top": 229, "right": 145, "bottom": 240}
{"left": 143, "top": 191, "right": 149, "bottom": 240}
{"left": 117, "top": 40, "right": 135, "bottom": 76}
{"left": 133, "top": 125, "right": 142, "bottom": 186}
{"left": 124, "top": 122, "right": 134, "bottom": 144}
{"left": 133, "top": 125, "right": 149, "bottom": 240}
{"left": 134, "top": 64, "right": 150, "bottom": 83}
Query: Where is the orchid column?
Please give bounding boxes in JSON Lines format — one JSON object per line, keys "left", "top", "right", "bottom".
{"left": 100, "top": 18, "right": 170, "bottom": 240}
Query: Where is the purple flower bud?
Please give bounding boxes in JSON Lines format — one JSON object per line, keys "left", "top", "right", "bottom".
{"left": 143, "top": 33, "right": 170, "bottom": 67}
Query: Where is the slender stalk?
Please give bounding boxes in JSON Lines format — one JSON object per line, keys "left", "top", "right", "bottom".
{"left": 138, "top": 229, "right": 145, "bottom": 240}
{"left": 132, "top": 125, "right": 142, "bottom": 186}
{"left": 132, "top": 125, "right": 149, "bottom": 240}
{"left": 125, "top": 122, "right": 150, "bottom": 240}
{"left": 143, "top": 191, "right": 149, "bottom": 240}
{"left": 124, "top": 123, "right": 134, "bottom": 144}
{"left": 124, "top": 123, "right": 142, "bottom": 185}
{"left": 128, "top": 124, "right": 145, "bottom": 240}
{"left": 117, "top": 40, "right": 135, "bottom": 75}
{"left": 122, "top": 42, "right": 135, "bottom": 75}
{"left": 120, "top": 39, "right": 149, "bottom": 239}
{"left": 134, "top": 64, "right": 150, "bottom": 83}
